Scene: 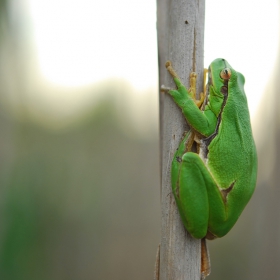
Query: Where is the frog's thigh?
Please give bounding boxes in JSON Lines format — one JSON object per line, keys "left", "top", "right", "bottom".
{"left": 178, "top": 152, "right": 225, "bottom": 239}
{"left": 177, "top": 152, "right": 209, "bottom": 238}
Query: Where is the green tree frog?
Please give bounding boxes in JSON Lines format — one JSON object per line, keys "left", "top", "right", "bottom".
{"left": 164, "top": 58, "right": 257, "bottom": 239}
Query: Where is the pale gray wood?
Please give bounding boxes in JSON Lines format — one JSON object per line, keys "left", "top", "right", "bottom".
{"left": 157, "top": 0, "right": 205, "bottom": 279}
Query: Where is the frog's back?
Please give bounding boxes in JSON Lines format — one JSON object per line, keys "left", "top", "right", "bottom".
{"left": 206, "top": 78, "right": 257, "bottom": 196}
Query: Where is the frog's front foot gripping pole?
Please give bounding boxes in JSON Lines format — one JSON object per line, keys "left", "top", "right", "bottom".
{"left": 160, "top": 61, "right": 178, "bottom": 93}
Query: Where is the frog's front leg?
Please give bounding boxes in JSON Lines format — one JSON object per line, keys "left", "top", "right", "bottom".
{"left": 165, "top": 61, "right": 205, "bottom": 108}
{"left": 163, "top": 61, "right": 216, "bottom": 137}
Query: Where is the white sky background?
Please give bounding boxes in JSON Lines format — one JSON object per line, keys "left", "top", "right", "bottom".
{"left": 27, "top": 0, "right": 279, "bottom": 122}
{"left": 28, "top": 0, "right": 158, "bottom": 89}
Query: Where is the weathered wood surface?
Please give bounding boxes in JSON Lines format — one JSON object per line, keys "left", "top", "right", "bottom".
{"left": 157, "top": 0, "right": 205, "bottom": 279}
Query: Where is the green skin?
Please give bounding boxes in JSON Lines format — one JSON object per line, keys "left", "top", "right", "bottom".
{"left": 167, "top": 58, "right": 258, "bottom": 239}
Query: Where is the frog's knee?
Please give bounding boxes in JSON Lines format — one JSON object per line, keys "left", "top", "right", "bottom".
{"left": 181, "top": 152, "right": 201, "bottom": 163}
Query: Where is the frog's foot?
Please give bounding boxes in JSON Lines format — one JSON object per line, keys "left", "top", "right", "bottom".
{"left": 203, "top": 68, "right": 208, "bottom": 97}
{"left": 188, "top": 72, "right": 197, "bottom": 98}
{"left": 198, "top": 68, "right": 208, "bottom": 109}
{"left": 188, "top": 72, "right": 206, "bottom": 108}
{"left": 161, "top": 61, "right": 179, "bottom": 93}
{"left": 165, "top": 61, "right": 179, "bottom": 79}
{"left": 160, "top": 85, "right": 172, "bottom": 93}
{"left": 165, "top": 61, "right": 206, "bottom": 108}
{"left": 195, "top": 92, "right": 205, "bottom": 108}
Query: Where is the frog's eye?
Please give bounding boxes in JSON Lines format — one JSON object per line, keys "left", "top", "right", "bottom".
{"left": 220, "top": 68, "right": 231, "bottom": 80}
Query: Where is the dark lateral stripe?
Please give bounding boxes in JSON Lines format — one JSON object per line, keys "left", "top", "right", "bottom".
{"left": 221, "top": 180, "right": 235, "bottom": 202}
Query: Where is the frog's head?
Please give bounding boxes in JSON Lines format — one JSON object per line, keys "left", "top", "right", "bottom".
{"left": 208, "top": 58, "right": 233, "bottom": 95}
{"left": 208, "top": 58, "right": 245, "bottom": 97}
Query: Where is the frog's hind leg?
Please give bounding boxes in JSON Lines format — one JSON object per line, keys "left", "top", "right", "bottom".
{"left": 172, "top": 152, "right": 226, "bottom": 239}
{"left": 171, "top": 131, "right": 195, "bottom": 192}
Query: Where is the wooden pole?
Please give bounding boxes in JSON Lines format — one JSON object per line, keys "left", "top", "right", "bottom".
{"left": 156, "top": 0, "right": 205, "bottom": 279}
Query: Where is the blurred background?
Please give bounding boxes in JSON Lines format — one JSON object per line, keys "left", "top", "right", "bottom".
{"left": 0, "top": 0, "right": 279, "bottom": 279}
